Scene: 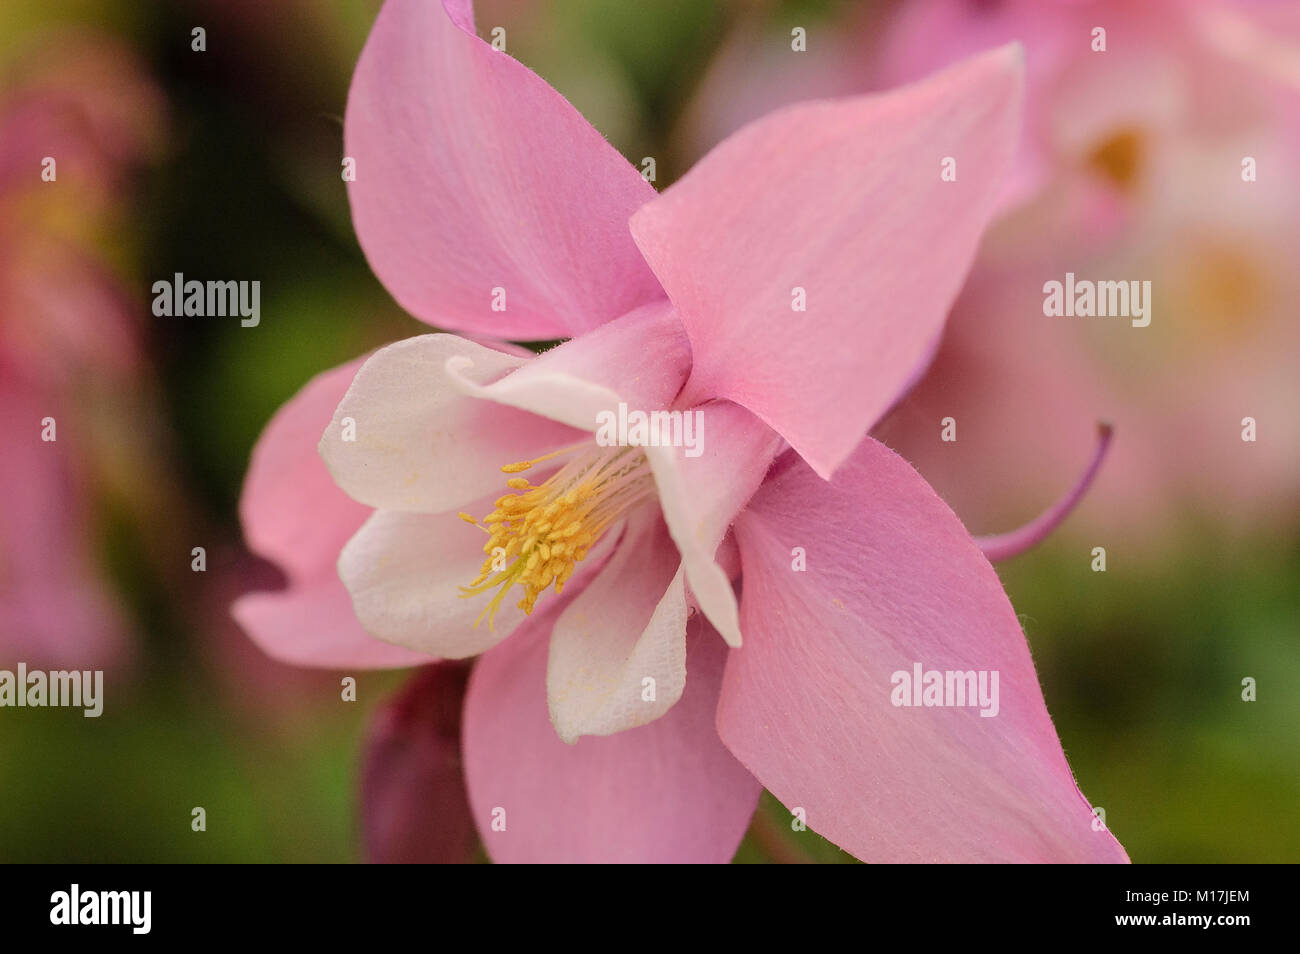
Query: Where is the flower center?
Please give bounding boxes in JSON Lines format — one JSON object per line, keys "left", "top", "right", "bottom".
{"left": 1164, "top": 238, "right": 1269, "bottom": 343}
{"left": 1085, "top": 127, "right": 1145, "bottom": 191}
{"left": 458, "top": 442, "right": 655, "bottom": 628}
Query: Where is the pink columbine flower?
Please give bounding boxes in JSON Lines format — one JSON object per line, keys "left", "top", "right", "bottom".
{"left": 235, "top": 0, "right": 1128, "bottom": 863}
{"left": 874, "top": 0, "right": 1300, "bottom": 539}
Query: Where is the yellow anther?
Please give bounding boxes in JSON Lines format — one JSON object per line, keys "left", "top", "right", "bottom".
{"left": 457, "top": 443, "right": 655, "bottom": 629}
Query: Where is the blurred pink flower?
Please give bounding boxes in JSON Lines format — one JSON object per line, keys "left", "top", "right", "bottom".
{"left": 876, "top": 0, "right": 1300, "bottom": 219}
{"left": 0, "top": 34, "right": 162, "bottom": 668}
{"left": 0, "top": 371, "right": 125, "bottom": 668}
{"left": 874, "top": 0, "right": 1300, "bottom": 539}
{"left": 237, "top": 0, "right": 1127, "bottom": 863}
{"left": 0, "top": 32, "right": 164, "bottom": 219}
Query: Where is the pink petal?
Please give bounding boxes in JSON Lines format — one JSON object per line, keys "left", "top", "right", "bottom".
{"left": 718, "top": 438, "right": 1129, "bottom": 863}
{"left": 243, "top": 358, "right": 369, "bottom": 579}
{"left": 629, "top": 46, "right": 1023, "bottom": 479}
{"left": 320, "top": 335, "right": 583, "bottom": 514}
{"left": 645, "top": 400, "right": 783, "bottom": 647}
{"left": 873, "top": 0, "right": 1073, "bottom": 205}
{"left": 232, "top": 575, "right": 422, "bottom": 670}
{"left": 463, "top": 597, "right": 760, "bottom": 863}
{"left": 336, "top": 503, "right": 533, "bottom": 659}
{"left": 444, "top": 300, "right": 691, "bottom": 433}
{"left": 359, "top": 663, "right": 479, "bottom": 864}
{"left": 345, "top": 0, "right": 663, "bottom": 340}
{"left": 546, "top": 508, "right": 686, "bottom": 743}
{"left": 236, "top": 358, "right": 427, "bottom": 669}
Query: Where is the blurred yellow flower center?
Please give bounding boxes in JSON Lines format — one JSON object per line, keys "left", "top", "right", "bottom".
{"left": 457, "top": 442, "right": 655, "bottom": 629}
{"left": 1181, "top": 241, "right": 1268, "bottom": 338}
{"left": 1086, "top": 127, "right": 1145, "bottom": 190}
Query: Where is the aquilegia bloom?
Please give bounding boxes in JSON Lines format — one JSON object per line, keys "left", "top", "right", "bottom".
{"left": 235, "top": 0, "right": 1128, "bottom": 863}
{"left": 874, "top": 0, "right": 1300, "bottom": 537}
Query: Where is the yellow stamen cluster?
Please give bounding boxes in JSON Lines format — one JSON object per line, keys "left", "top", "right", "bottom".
{"left": 458, "top": 443, "right": 654, "bottom": 629}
